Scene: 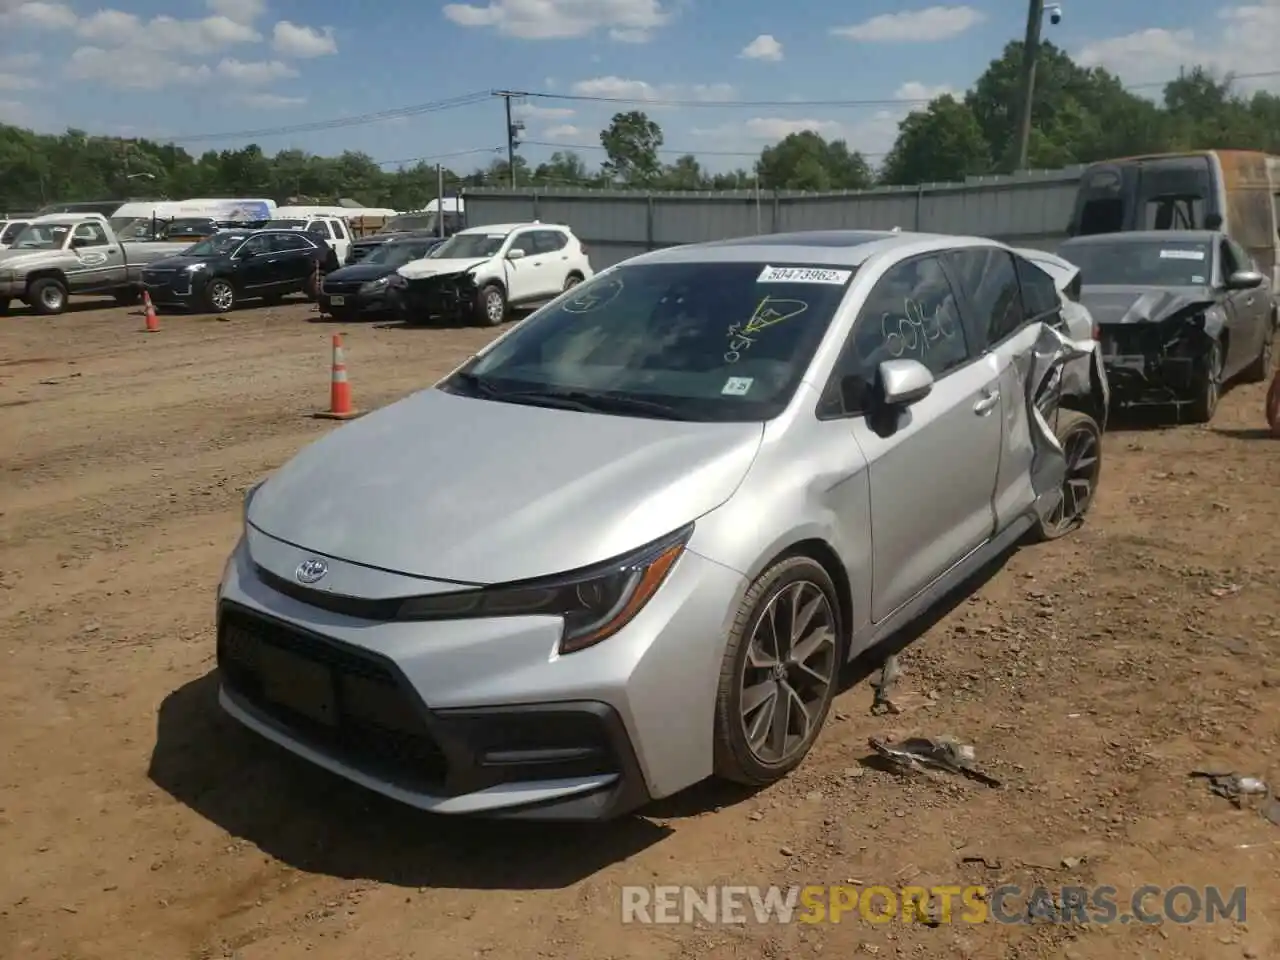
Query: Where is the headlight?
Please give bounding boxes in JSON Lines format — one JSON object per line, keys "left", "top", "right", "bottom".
{"left": 186, "top": 262, "right": 207, "bottom": 272}
{"left": 396, "top": 523, "right": 692, "bottom": 653}
{"left": 242, "top": 478, "right": 266, "bottom": 525}
{"left": 360, "top": 276, "right": 390, "bottom": 293}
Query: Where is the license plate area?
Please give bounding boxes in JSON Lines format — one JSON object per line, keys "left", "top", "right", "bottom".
{"left": 258, "top": 644, "right": 338, "bottom": 726}
{"left": 330, "top": 295, "right": 345, "bottom": 305}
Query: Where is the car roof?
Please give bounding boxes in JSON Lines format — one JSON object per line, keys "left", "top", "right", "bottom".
{"left": 623, "top": 230, "right": 1007, "bottom": 268}
{"left": 457, "top": 222, "right": 569, "bottom": 236}
{"left": 1062, "top": 230, "right": 1220, "bottom": 245}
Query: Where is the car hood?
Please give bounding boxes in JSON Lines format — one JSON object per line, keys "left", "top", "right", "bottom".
{"left": 247, "top": 387, "right": 764, "bottom": 584}
{"left": 145, "top": 254, "right": 216, "bottom": 271}
{"left": 0, "top": 248, "right": 66, "bottom": 268}
{"left": 324, "top": 262, "right": 396, "bottom": 283}
{"left": 1079, "top": 285, "right": 1217, "bottom": 325}
{"left": 397, "top": 257, "right": 488, "bottom": 281}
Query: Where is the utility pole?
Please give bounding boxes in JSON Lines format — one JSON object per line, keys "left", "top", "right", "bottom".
{"left": 436, "top": 162, "right": 445, "bottom": 238}
{"left": 493, "top": 90, "right": 525, "bottom": 188}
{"left": 1014, "top": 0, "right": 1043, "bottom": 172}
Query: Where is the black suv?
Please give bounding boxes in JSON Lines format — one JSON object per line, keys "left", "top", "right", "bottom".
{"left": 142, "top": 229, "right": 328, "bottom": 313}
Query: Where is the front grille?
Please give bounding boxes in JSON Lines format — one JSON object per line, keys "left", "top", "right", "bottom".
{"left": 322, "top": 280, "right": 363, "bottom": 296}
{"left": 217, "top": 604, "right": 448, "bottom": 788}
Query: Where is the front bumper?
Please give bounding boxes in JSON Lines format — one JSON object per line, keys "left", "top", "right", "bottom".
{"left": 0, "top": 277, "right": 21, "bottom": 299}
{"left": 318, "top": 282, "right": 393, "bottom": 316}
{"left": 215, "top": 532, "right": 745, "bottom": 820}
{"left": 1099, "top": 323, "right": 1199, "bottom": 404}
{"left": 142, "top": 268, "right": 203, "bottom": 307}
{"left": 394, "top": 272, "right": 478, "bottom": 322}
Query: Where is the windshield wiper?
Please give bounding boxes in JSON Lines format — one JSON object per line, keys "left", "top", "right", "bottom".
{"left": 512, "top": 388, "right": 692, "bottom": 420}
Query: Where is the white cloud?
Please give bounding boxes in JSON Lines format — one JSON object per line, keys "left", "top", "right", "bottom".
{"left": 688, "top": 82, "right": 951, "bottom": 159}
{"left": 272, "top": 20, "right": 337, "bottom": 57}
{"left": 65, "top": 45, "right": 212, "bottom": 89}
{"left": 514, "top": 103, "right": 576, "bottom": 119}
{"left": 206, "top": 0, "right": 265, "bottom": 23}
{"left": 0, "top": 98, "right": 34, "bottom": 125}
{"left": 0, "top": 1, "right": 77, "bottom": 29}
{"left": 831, "top": 5, "right": 985, "bottom": 42}
{"left": 237, "top": 91, "right": 307, "bottom": 108}
{"left": 74, "top": 10, "right": 261, "bottom": 54}
{"left": 542, "top": 123, "right": 582, "bottom": 140}
{"left": 0, "top": 51, "right": 41, "bottom": 90}
{"left": 442, "top": 0, "right": 673, "bottom": 42}
{"left": 1076, "top": 2, "right": 1280, "bottom": 93}
{"left": 739, "top": 34, "right": 783, "bottom": 61}
{"left": 570, "top": 75, "right": 736, "bottom": 104}
{"left": 215, "top": 58, "right": 298, "bottom": 84}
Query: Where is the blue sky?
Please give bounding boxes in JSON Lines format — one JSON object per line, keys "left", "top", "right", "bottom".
{"left": 0, "top": 0, "right": 1276, "bottom": 175}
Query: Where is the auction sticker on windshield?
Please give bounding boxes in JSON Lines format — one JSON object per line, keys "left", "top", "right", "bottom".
{"left": 757, "top": 266, "right": 852, "bottom": 284}
{"left": 1159, "top": 249, "right": 1205, "bottom": 260}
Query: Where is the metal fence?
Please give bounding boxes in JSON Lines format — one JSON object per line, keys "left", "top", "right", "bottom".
{"left": 460, "top": 165, "right": 1086, "bottom": 269}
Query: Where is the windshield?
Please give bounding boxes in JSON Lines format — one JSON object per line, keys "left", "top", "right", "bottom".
{"left": 167, "top": 218, "right": 216, "bottom": 236}
{"left": 183, "top": 232, "right": 250, "bottom": 257}
{"left": 447, "top": 260, "right": 856, "bottom": 422}
{"left": 384, "top": 214, "right": 436, "bottom": 233}
{"left": 9, "top": 223, "right": 71, "bottom": 249}
{"left": 1063, "top": 240, "right": 1212, "bottom": 287}
{"left": 368, "top": 241, "right": 434, "bottom": 266}
{"left": 264, "top": 219, "right": 306, "bottom": 229}
{"left": 431, "top": 232, "right": 506, "bottom": 259}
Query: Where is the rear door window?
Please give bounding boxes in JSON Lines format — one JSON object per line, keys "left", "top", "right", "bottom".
{"left": 945, "top": 247, "right": 1027, "bottom": 348}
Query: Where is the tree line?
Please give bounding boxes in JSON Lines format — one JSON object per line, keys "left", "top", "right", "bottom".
{"left": 2, "top": 41, "right": 1278, "bottom": 214}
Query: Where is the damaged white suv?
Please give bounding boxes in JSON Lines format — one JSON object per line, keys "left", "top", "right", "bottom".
{"left": 391, "top": 221, "right": 593, "bottom": 326}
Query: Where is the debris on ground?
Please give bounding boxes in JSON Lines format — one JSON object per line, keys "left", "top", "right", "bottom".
{"left": 868, "top": 735, "right": 1002, "bottom": 787}
{"left": 1191, "top": 770, "right": 1278, "bottom": 826}
{"left": 870, "top": 655, "right": 900, "bottom": 715}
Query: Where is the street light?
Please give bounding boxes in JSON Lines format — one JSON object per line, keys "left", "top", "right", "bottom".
{"left": 1014, "top": 0, "right": 1063, "bottom": 171}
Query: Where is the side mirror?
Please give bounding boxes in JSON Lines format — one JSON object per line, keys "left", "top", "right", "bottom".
{"left": 1226, "top": 269, "right": 1264, "bottom": 290}
{"left": 506, "top": 247, "right": 525, "bottom": 260}
{"left": 878, "top": 358, "right": 934, "bottom": 406}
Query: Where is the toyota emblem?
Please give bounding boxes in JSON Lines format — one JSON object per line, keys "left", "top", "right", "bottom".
{"left": 295, "top": 557, "right": 328, "bottom": 584}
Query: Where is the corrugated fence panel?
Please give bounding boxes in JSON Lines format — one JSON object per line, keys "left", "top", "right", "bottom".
{"left": 461, "top": 164, "right": 1087, "bottom": 265}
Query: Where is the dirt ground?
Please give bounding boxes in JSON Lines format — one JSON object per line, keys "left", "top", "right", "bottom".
{"left": 1, "top": 296, "right": 1278, "bottom": 960}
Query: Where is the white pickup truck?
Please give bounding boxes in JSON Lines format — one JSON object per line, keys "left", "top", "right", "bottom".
{"left": 0, "top": 213, "right": 190, "bottom": 315}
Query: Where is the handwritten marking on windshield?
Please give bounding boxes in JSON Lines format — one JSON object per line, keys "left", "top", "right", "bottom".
{"left": 724, "top": 297, "right": 808, "bottom": 363}
{"left": 882, "top": 297, "right": 958, "bottom": 359}
{"left": 562, "top": 276, "right": 623, "bottom": 313}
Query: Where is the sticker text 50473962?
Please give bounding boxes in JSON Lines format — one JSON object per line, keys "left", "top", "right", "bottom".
{"left": 757, "top": 265, "right": 852, "bottom": 285}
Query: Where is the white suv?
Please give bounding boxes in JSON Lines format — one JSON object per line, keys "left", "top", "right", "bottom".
{"left": 395, "top": 221, "right": 593, "bottom": 326}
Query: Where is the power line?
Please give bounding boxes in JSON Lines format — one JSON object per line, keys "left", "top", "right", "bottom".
{"left": 163, "top": 91, "right": 492, "bottom": 144}
{"left": 374, "top": 146, "right": 504, "bottom": 167}
{"left": 523, "top": 139, "right": 888, "bottom": 160}
{"left": 507, "top": 70, "right": 1280, "bottom": 109}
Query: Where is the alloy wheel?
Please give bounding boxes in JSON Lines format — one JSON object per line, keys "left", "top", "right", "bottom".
{"left": 1043, "top": 423, "right": 1100, "bottom": 534}
{"left": 738, "top": 580, "right": 837, "bottom": 765}
{"left": 209, "top": 281, "right": 234, "bottom": 312}
{"left": 485, "top": 290, "right": 504, "bottom": 323}
{"left": 41, "top": 286, "right": 64, "bottom": 311}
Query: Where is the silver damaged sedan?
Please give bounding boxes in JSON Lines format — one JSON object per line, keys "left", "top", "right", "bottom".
{"left": 217, "top": 230, "right": 1109, "bottom": 821}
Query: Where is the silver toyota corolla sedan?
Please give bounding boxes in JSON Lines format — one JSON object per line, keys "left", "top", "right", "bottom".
{"left": 216, "top": 230, "right": 1109, "bottom": 821}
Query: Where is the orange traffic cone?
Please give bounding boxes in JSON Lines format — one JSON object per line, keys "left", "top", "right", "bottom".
{"left": 1266, "top": 367, "right": 1280, "bottom": 438}
{"left": 142, "top": 290, "right": 159, "bottom": 332}
{"left": 313, "top": 333, "right": 361, "bottom": 420}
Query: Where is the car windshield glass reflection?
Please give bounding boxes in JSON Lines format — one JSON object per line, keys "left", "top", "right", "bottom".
{"left": 447, "top": 261, "right": 855, "bottom": 422}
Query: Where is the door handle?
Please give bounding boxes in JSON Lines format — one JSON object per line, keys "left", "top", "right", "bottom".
{"left": 1245, "top": 297, "right": 1254, "bottom": 305}
{"left": 973, "top": 390, "right": 1000, "bottom": 414}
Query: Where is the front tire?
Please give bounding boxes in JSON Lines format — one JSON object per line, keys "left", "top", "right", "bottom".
{"left": 474, "top": 283, "right": 506, "bottom": 327}
{"left": 1031, "top": 409, "right": 1103, "bottom": 541}
{"left": 1187, "top": 338, "right": 1224, "bottom": 424}
{"left": 29, "top": 277, "right": 68, "bottom": 316}
{"left": 713, "top": 555, "right": 844, "bottom": 786}
{"left": 204, "top": 277, "right": 236, "bottom": 314}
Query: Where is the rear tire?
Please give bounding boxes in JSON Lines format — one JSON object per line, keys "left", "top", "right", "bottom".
{"left": 1241, "top": 313, "right": 1276, "bottom": 384}
{"left": 1031, "top": 409, "right": 1103, "bottom": 541}
{"left": 1187, "top": 338, "right": 1224, "bottom": 424}
{"left": 713, "top": 555, "right": 844, "bottom": 786}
